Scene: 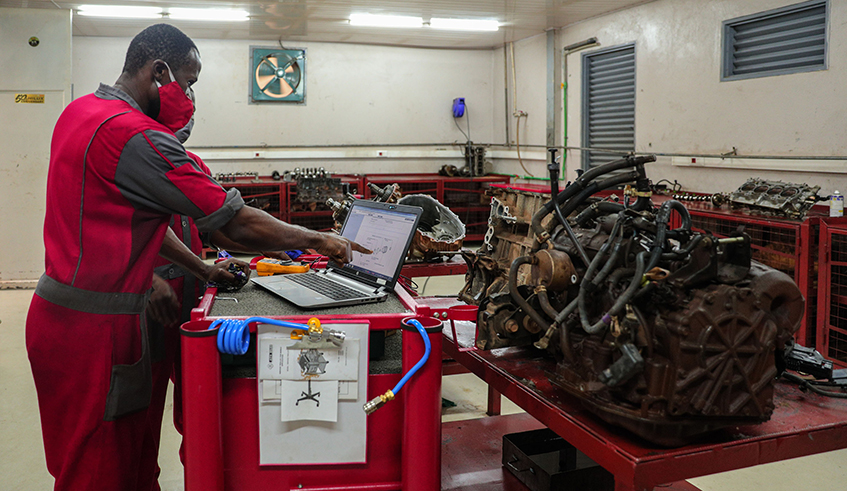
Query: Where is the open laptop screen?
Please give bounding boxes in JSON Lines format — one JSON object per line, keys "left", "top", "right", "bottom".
{"left": 340, "top": 203, "right": 420, "bottom": 283}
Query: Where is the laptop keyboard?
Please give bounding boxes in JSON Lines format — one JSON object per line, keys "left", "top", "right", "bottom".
{"left": 286, "top": 273, "right": 368, "bottom": 301}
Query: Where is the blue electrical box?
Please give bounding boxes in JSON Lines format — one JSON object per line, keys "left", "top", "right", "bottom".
{"left": 452, "top": 98, "right": 465, "bottom": 118}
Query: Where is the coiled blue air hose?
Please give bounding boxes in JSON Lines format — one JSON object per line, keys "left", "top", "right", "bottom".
{"left": 208, "top": 317, "right": 310, "bottom": 355}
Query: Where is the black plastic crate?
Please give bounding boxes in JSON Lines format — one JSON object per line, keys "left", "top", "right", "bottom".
{"left": 503, "top": 428, "right": 614, "bottom": 491}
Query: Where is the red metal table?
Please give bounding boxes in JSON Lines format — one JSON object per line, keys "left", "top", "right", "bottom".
{"left": 401, "top": 256, "right": 468, "bottom": 279}
{"left": 425, "top": 297, "right": 847, "bottom": 491}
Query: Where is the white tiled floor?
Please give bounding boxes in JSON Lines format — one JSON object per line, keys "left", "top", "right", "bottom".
{"left": 3, "top": 276, "right": 847, "bottom": 490}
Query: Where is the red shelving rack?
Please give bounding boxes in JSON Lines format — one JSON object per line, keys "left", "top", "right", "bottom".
{"left": 220, "top": 174, "right": 509, "bottom": 240}
{"left": 364, "top": 174, "right": 511, "bottom": 241}
{"left": 816, "top": 217, "right": 847, "bottom": 367}
{"left": 287, "top": 174, "right": 364, "bottom": 232}
{"left": 217, "top": 177, "right": 287, "bottom": 219}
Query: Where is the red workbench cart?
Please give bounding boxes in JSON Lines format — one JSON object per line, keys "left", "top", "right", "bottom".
{"left": 180, "top": 283, "right": 444, "bottom": 491}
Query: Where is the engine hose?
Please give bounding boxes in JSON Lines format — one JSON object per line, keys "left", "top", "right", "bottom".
{"left": 578, "top": 226, "right": 625, "bottom": 333}
{"left": 532, "top": 171, "right": 639, "bottom": 252}
{"left": 391, "top": 318, "right": 432, "bottom": 394}
{"left": 530, "top": 184, "right": 583, "bottom": 241}
{"left": 605, "top": 252, "right": 648, "bottom": 321}
{"left": 535, "top": 295, "right": 580, "bottom": 357}
{"left": 208, "top": 317, "right": 311, "bottom": 355}
{"left": 509, "top": 256, "right": 551, "bottom": 333}
{"left": 630, "top": 196, "right": 654, "bottom": 212}
{"left": 536, "top": 320, "right": 574, "bottom": 361}
{"left": 530, "top": 155, "right": 655, "bottom": 243}
{"left": 537, "top": 293, "right": 582, "bottom": 349}
{"left": 647, "top": 206, "right": 669, "bottom": 271}
{"left": 577, "top": 155, "right": 656, "bottom": 190}
{"left": 661, "top": 234, "right": 704, "bottom": 260}
{"left": 582, "top": 252, "right": 647, "bottom": 335}
{"left": 559, "top": 172, "right": 640, "bottom": 223}
{"left": 536, "top": 288, "right": 561, "bottom": 320}
{"left": 534, "top": 288, "right": 572, "bottom": 363}
{"left": 582, "top": 218, "right": 623, "bottom": 285}
{"left": 550, "top": 169, "right": 591, "bottom": 267}
{"left": 591, "top": 223, "right": 626, "bottom": 286}
{"left": 666, "top": 199, "right": 692, "bottom": 231}
{"left": 645, "top": 200, "right": 690, "bottom": 272}
{"left": 574, "top": 201, "right": 625, "bottom": 226}
{"left": 783, "top": 371, "right": 847, "bottom": 399}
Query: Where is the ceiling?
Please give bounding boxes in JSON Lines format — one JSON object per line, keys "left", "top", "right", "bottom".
{"left": 0, "top": 0, "right": 656, "bottom": 48}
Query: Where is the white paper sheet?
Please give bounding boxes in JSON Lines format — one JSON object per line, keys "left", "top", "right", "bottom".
{"left": 256, "top": 323, "right": 369, "bottom": 465}
{"left": 280, "top": 380, "right": 339, "bottom": 422}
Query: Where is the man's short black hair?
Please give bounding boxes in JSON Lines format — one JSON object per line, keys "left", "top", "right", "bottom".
{"left": 122, "top": 23, "right": 198, "bottom": 74}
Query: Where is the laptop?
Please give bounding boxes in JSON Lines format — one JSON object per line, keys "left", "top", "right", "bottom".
{"left": 251, "top": 200, "right": 423, "bottom": 309}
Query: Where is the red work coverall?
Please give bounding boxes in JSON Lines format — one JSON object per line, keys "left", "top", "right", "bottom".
{"left": 26, "top": 84, "right": 243, "bottom": 491}
{"left": 148, "top": 151, "right": 211, "bottom": 463}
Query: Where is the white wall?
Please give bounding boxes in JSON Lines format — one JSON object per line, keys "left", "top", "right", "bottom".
{"left": 73, "top": 36, "right": 496, "bottom": 175}
{"left": 0, "top": 8, "right": 72, "bottom": 286}
{"left": 491, "top": 33, "right": 553, "bottom": 179}
{"left": 556, "top": 0, "right": 847, "bottom": 195}
{"left": 16, "top": 0, "right": 843, "bottom": 286}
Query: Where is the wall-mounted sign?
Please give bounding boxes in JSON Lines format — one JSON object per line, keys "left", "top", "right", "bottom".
{"left": 15, "top": 94, "right": 44, "bottom": 104}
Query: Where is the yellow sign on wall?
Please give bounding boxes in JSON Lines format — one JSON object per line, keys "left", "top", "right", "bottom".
{"left": 15, "top": 94, "right": 45, "bottom": 104}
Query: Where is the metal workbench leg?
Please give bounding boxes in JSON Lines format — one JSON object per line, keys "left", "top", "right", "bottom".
{"left": 487, "top": 386, "right": 501, "bottom": 416}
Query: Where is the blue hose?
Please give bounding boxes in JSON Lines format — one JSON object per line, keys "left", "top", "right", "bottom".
{"left": 391, "top": 319, "right": 432, "bottom": 395}
{"left": 208, "top": 317, "right": 310, "bottom": 355}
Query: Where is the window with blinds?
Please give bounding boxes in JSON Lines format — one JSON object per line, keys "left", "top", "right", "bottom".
{"left": 581, "top": 44, "right": 635, "bottom": 171}
{"left": 722, "top": 0, "right": 828, "bottom": 81}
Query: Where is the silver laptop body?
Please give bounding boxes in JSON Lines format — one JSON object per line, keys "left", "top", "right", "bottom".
{"left": 251, "top": 200, "right": 423, "bottom": 309}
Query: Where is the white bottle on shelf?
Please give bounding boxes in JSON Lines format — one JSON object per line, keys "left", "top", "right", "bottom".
{"left": 830, "top": 190, "right": 843, "bottom": 217}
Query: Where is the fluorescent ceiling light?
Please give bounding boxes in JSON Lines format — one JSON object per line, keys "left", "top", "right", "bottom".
{"left": 430, "top": 18, "right": 500, "bottom": 31}
{"left": 168, "top": 8, "right": 250, "bottom": 22}
{"left": 349, "top": 13, "right": 423, "bottom": 28}
{"left": 77, "top": 5, "right": 162, "bottom": 19}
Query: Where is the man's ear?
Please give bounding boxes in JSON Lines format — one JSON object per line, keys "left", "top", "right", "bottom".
{"left": 151, "top": 59, "right": 169, "bottom": 84}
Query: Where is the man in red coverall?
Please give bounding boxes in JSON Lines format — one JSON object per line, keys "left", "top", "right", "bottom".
{"left": 26, "top": 23, "right": 369, "bottom": 491}
{"left": 145, "top": 117, "right": 228, "bottom": 471}
{"left": 147, "top": 112, "right": 293, "bottom": 468}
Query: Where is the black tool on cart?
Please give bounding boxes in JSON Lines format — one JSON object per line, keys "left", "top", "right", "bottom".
{"left": 208, "top": 262, "right": 250, "bottom": 293}
{"left": 781, "top": 341, "right": 847, "bottom": 398}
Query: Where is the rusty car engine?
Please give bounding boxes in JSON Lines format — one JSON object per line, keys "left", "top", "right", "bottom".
{"left": 460, "top": 154, "right": 804, "bottom": 445}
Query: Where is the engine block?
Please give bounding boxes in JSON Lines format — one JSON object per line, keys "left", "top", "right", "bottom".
{"left": 728, "top": 178, "right": 820, "bottom": 218}
{"left": 460, "top": 156, "right": 803, "bottom": 445}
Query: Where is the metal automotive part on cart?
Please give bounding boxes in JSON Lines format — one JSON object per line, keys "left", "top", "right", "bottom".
{"left": 328, "top": 183, "right": 466, "bottom": 262}
{"left": 460, "top": 152, "right": 806, "bottom": 446}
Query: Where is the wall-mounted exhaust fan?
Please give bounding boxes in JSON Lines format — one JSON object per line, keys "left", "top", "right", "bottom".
{"left": 250, "top": 47, "right": 306, "bottom": 103}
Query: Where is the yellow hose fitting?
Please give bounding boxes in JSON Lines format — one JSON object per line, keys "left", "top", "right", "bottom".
{"left": 363, "top": 390, "right": 395, "bottom": 415}
{"left": 307, "top": 317, "right": 322, "bottom": 334}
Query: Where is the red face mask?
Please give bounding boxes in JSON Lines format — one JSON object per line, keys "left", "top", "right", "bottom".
{"left": 156, "top": 62, "right": 194, "bottom": 133}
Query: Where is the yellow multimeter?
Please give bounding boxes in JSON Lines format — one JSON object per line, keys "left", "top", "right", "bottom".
{"left": 255, "top": 258, "right": 311, "bottom": 276}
